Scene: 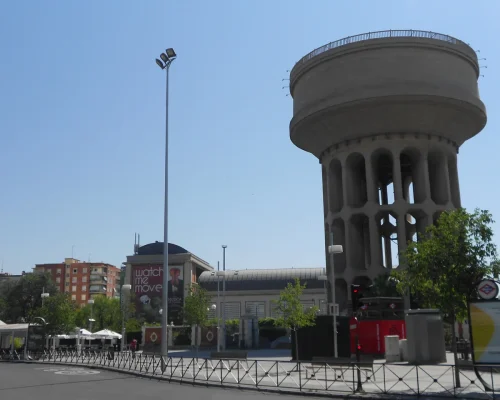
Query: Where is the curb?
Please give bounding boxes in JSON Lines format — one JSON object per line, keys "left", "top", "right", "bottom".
{"left": 16, "top": 360, "right": 402, "bottom": 399}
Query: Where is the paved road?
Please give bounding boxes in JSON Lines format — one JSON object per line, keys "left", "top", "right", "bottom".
{"left": 0, "top": 363, "right": 323, "bottom": 400}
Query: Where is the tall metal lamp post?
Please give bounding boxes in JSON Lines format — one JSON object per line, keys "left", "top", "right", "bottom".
{"left": 328, "top": 244, "right": 343, "bottom": 359}
{"left": 156, "top": 47, "right": 176, "bottom": 362}
{"left": 121, "top": 284, "right": 132, "bottom": 351}
{"left": 221, "top": 245, "right": 227, "bottom": 351}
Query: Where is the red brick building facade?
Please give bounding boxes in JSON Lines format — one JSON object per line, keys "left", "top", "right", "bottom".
{"left": 33, "top": 258, "right": 120, "bottom": 306}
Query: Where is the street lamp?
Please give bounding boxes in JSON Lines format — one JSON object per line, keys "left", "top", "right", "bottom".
{"left": 221, "top": 245, "right": 227, "bottom": 351}
{"left": 41, "top": 292, "right": 49, "bottom": 307}
{"left": 327, "top": 244, "right": 343, "bottom": 359}
{"left": 88, "top": 299, "right": 95, "bottom": 332}
{"left": 121, "top": 284, "right": 132, "bottom": 351}
{"left": 24, "top": 316, "right": 47, "bottom": 360}
{"left": 156, "top": 47, "right": 176, "bottom": 362}
{"left": 208, "top": 304, "right": 219, "bottom": 351}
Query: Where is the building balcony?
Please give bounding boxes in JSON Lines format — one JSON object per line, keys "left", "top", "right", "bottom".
{"left": 89, "top": 286, "right": 107, "bottom": 293}
{"left": 90, "top": 276, "right": 107, "bottom": 283}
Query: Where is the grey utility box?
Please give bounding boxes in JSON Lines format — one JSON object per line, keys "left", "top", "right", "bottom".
{"left": 406, "top": 309, "right": 446, "bottom": 364}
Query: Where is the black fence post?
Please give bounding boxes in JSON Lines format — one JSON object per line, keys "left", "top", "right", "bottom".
{"left": 355, "top": 336, "right": 364, "bottom": 393}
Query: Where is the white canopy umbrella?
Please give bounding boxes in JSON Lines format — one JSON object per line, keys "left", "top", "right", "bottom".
{"left": 91, "top": 329, "right": 122, "bottom": 339}
{"left": 79, "top": 329, "right": 92, "bottom": 336}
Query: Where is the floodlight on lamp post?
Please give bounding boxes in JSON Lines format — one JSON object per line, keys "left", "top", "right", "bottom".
{"left": 41, "top": 292, "right": 49, "bottom": 307}
{"left": 327, "top": 244, "right": 343, "bottom": 359}
{"left": 156, "top": 47, "right": 176, "bottom": 366}
{"left": 121, "top": 284, "right": 132, "bottom": 351}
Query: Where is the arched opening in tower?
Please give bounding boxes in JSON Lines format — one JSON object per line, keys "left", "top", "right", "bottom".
{"left": 350, "top": 214, "right": 370, "bottom": 270}
{"left": 335, "top": 278, "right": 348, "bottom": 313}
{"left": 373, "top": 151, "right": 395, "bottom": 205}
{"left": 406, "top": 210, "right": 428, "bottom": 244}
{"left": 428, "top": 151, "right": 449, "bottom": 205}
{"left": 345, "top": 153, "right": 367, "bottom": 208}
{"left": 448, "top": 154, "right": 461, "bottom": 208}
{"left": 433, "top": 210, "right": 444, "bottom": 225}
{"left": 332, "top": 218, "right": 346, "bottom": 273}
{"left": 400, "top": 149, "right": 426, "bottom": 204}
{"left": 322, "top": 166, "right": 328, "bottom": 217}
{"left": 328, "top": 159, "right": 343, "bottom": 213}
{"left": 377, "top": 211, "right": 398, "bottom": 268}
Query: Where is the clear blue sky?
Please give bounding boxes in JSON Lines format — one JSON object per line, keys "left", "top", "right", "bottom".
{"left": 1, "top": 0, "right": 499, "bottom": 274}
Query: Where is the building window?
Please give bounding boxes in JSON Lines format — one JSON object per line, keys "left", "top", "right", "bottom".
{"left": 82, "top": 285, "right": 86, "bottom": 292}
{"left": 65, "top": 282, "right": 69, "bottom": 287}
{"left": 81, "top": 294, "right": 86, "bottom": 301}
{"left": 72, "top": 295, "right": 76, "bottom": 301}
{"left": 82, "top": 276, "right": 87, "bottom": 283}
{"left": 73, "top": 268, "right": 77, "bottom": 274}
{"left": 65, "top": 273, "right": 70, "bottom": 278}
{"left": 223, "top": 302, "right": 241, "bottom": 320}
{"left": 72, "top": 285, "right": 76, "bottom": 292}
{"left": 56, "top": 277, "right": 61, "bottom": 284}
{"left": 66, "top": 265, "right": 70, "bottom": 268}
{"left": 245, "top": 301, "right": 266, "bottom": 318}
{"left": 57, "top": 269, "right": 61, "bottom": 274}
{"left": 72, "top": 277, "right": 77, "bottom": 283}
{"left": 83, "top": 268, "right": 87, "bottom": 274}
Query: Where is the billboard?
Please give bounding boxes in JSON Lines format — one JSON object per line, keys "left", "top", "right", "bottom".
{"left": 470, "top": 301, "right": 500, "bottom": 364}
{"left": 132, "top": 265, "right": 184, "bottom": 324}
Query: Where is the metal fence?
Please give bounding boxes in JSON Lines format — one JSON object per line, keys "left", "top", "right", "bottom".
{"left": 298, "top": 30, "right": 465, "bottom": 65}
{"left": 5, "top": 349, "right": 500, "bottom": 398}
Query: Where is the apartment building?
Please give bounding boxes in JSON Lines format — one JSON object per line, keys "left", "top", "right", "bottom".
{"left": 33, "top": 258, "right": 120, "bottom": 306}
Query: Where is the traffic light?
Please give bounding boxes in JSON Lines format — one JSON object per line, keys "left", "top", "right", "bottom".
{"left": 351, "top": 284, "right": 361, "bottom": 311}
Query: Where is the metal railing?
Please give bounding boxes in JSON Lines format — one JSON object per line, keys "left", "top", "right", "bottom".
{"left": 298, "top": 30, "right": 466, "bottom": 65}
{"left": 7, "top": 349, "right": 500, "bottom": 398}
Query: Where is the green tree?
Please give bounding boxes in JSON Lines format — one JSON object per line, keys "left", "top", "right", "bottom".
{"left": 38, "top": 293, "right": 77, "bottom": 336}
{"left": 393, "top": 208, "right": 500, "bottom": 388}
{"left": 79, "top": 295, "right": 122, "bottom": 332}
{"left": 369, "top": 273, "right": 400, "bottom": 298}
{"left": 273, "top": 278, "right": 318, "bottom": 361}
{"left": 1, "top": 273, "right": 57, "bottom": 323}
{"left": 125, "top": 318, "right": 142, "bottom": 333}
{"left": 182, "top": 285, "right": 211, "bottom": 356}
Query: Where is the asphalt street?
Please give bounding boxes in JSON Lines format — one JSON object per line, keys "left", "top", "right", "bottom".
{"left": 0, "top": 363, "right": 322, "bottom": 400}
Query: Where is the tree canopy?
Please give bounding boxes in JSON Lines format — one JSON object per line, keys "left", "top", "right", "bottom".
{"left": 273, "top": 278, "right": 318, "bottom": 331}
{"left": 39, "top": 293, "right": 77, "bottom": 336}
{"left": 182, "top": 285, "right": 211, "bottom": 327}
{"left": 0, "top": 273, "right": 57, "bottom": 323}
{"left": 393, "top": 208, "right": 500, "bottom": 322}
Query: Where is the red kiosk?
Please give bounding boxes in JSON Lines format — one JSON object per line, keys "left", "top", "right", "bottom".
{"left": 349, "top": 297, "right": 406, "bottom": 355}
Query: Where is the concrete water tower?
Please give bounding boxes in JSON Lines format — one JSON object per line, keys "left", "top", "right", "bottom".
{"left": 289, "top": 30, "right": 486, "bottom": 313}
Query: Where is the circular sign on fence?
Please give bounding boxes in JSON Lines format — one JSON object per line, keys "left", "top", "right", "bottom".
{"left": 150, "top": 332, "right": 158, "bottom": 343}
{"left": 478, "top": 280, "right": 499, "bottom": 300}
{"left": 206, "top": 331, "right": 214, "bottom": 342}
